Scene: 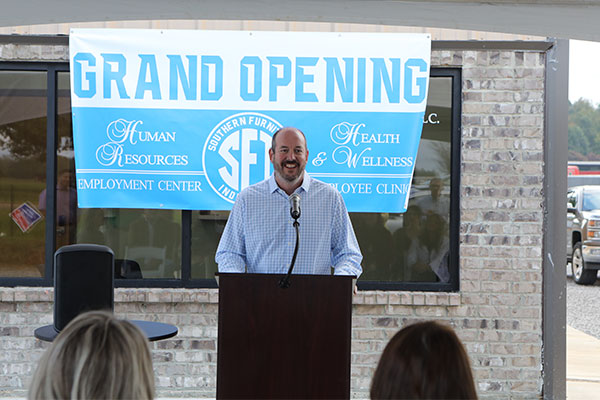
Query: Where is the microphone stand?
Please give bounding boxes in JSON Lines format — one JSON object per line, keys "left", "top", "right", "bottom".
{"left": 279, "top": 216, "right": 300, "bottom": 289}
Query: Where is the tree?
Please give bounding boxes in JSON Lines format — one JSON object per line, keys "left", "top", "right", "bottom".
{"left": 569, "top": 99, "right": 600, "bottom": 159}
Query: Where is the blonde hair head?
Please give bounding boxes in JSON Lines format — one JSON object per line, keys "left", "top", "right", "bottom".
{"left": 29, "top": 310, "right": 155, "bottom": 400}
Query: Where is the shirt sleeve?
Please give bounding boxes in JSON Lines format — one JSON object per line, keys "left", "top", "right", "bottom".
{"left": 215, "top": 195, "right": 247, "bottom": 273}
{"left": 330, "top": 192, "right": 363, "bottom": 277}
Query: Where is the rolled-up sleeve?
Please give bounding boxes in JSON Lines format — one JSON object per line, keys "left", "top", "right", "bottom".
{"left": 215, "top": 196, "right": 247, "bottom": 273}
{"left": 330, "top": 192, "right": 363, "bottom": 278}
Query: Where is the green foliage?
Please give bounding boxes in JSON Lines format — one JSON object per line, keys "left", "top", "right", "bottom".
{"left": 0, "top": 117, "right": 47, "bottom": 161}
{"left": 569, "top": 99, "right": 600, "bottom": 160}
{"left": 0, "top": 177, "right": 45, "bottom": 203}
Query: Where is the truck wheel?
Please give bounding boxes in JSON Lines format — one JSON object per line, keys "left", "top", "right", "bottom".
{"left": 573, "top": 243, "right": 597, "bottom": 285}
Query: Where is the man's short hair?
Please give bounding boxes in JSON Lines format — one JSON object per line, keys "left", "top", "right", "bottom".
{"left": 271, "top": 127, "right": 307, "bottom": 151}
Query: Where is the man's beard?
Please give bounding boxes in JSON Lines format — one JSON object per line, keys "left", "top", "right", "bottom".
{"left": 275, "top": 160, "right": 303, "bottom": 182}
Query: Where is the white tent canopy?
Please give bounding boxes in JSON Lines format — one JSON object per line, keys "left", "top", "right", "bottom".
{"left": 1, "top": 0, "right": 599, "bottom": 41}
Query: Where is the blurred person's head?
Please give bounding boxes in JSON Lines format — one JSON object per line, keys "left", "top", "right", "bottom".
{"left": 424, "top": 212, "right": 446, "bottom": 233}
{"left": 403, "top": 205, "right": 423, "bottom": 229}
{"left": 29, "top": 311, "right": 155, "bottom": 400}
{"left": 370, "top": 321, "right": 477, "bottom": 400}
{"left": 57, "top": 170, "right": 73, "bottom": 190}
{"left": 429, "top": 178, "right": 443, "bottom": 200}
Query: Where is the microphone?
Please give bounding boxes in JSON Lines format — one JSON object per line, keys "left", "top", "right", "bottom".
{"left": 290, "top": 193, "right": 301, "bottom": 220}
{"left": 280, "top": 194, "right": 301, "bottom": 289}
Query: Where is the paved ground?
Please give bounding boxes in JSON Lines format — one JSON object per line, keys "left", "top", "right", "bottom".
{"left": 567, "top": 271, "right": 600, "bottom": 339}
{"left": 567, "top": 326, "right": 600, "bottom": 399}
{"left": 567, "top": 271, "right": 600, "bottom": 399}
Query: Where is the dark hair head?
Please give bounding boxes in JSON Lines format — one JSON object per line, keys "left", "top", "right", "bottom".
{"left": 425, "top": 212, "right": 446, "bottom": 227}
{"left": 370, "top": 321, "right": 477, "bottom": 400}
{"left": 405, "top": 205, "right": 423, "bottom": 217}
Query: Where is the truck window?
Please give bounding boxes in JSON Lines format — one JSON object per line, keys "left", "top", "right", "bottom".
{"left": 582, "top": 191, "right": 600, "bottom": 211}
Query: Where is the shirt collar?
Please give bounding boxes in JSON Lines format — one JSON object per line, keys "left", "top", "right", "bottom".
{"left": 268, "top": 172, "right": 312, "bottom": 194}
{"left": 299, "top": 173, "right": 312, "bottom": 193}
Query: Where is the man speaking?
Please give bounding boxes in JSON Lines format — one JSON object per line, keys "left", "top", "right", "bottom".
{"left": 215, "top": 126, "right": 363, "bottom": 277}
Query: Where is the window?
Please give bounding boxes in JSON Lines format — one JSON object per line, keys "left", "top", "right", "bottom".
{"left": 355, "top": 70, "right": 460, "bottom": 291}
{"left": 57, "top": 72, "right": 184, "bottom": 281}
{"left": 0, "top": 68, "right": 48, "bottom": 279}
{"left": 0, "top": 63, "right": 460, "bottom": 291}
{"left": 191, "top": 210, "right": 227, "bottom": 280}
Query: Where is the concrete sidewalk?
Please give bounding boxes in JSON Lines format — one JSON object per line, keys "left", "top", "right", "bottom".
{"left": 567, "top": 325, "right": 600, "bottom": 399}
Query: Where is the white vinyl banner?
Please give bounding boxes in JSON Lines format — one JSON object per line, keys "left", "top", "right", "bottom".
{"left": 70, "top": 29, "right": 431, "bottom": 212}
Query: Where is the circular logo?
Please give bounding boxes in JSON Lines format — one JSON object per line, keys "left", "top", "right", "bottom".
{"left": 203, "top": 112, "right": 282, "bottom": 203}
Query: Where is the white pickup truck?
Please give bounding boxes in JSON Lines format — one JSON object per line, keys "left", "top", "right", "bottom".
{"left": 567, "top": 185, "right": 600, "bottom": 284}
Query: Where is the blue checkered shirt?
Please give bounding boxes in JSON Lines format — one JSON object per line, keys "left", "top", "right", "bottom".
{"left": 216, "top": 174, "right": 362, "bottom": 277}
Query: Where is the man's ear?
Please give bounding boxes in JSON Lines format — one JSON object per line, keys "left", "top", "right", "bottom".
{"left": 268, "top": 148, "right": 274, "bottom": 162}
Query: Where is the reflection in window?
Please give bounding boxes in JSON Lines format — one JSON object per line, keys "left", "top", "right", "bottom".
{"left": 121, "top": 209, "right": 181, "bottom": 279}
{"left": 39, "top": 168, "right": 77, "bottom": 249}
{"left": 355, "top": 77, "right": 452, "bottom": 283}
{"left": 56, "top": 74, "right": 183, "bottom": 279}
{"left": 53, "top": 72, "right": 77, "bottom": 250}
{"left": 76, "top": 208, "right": 182, "bottom": 279}
{"left": 191, "top": 210, "right": 229, "bottom": 279}
{"left": 0, "top": 71, "right": 47, "bottom": 277}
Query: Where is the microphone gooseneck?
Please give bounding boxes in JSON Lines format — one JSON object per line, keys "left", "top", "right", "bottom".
{"left": 280, "top": 193, "right": 301, "bottom": 289}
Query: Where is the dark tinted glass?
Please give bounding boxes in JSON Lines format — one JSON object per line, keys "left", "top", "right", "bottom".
{"left": 0, "top": 71, "right": 47, "bottom": 277}
{"left": 354, "top": 77, "right": 452, "bottom": 283}
{"left": 58, "top": 73, "right": 183, "bottom": 279}
{"left": 191, "top": 210, "right": 229, "bottom": 279}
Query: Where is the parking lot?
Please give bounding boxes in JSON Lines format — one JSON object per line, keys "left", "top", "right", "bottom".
{"left": 568, "top": 275, "right": 600, "bottom": 339}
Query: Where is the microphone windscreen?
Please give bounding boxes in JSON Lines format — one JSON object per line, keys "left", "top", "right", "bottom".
{"left": 290, "top": 193, "right": 301, "bottom": 219}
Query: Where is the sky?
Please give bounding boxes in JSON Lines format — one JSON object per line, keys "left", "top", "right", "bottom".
{"left": 569, "top": 40, "right": 600, "bottom": 106}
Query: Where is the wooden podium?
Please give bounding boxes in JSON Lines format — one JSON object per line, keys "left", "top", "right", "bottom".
{"left": 216, "top": 273, "right": 354, "bottom": 399}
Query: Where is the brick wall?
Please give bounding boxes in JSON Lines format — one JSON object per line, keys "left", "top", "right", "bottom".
{"left": 0, "top": 42, "right": 546, "bottom": 398}
{"left": 451, "top": 48, "right": 545, "bottom": 396}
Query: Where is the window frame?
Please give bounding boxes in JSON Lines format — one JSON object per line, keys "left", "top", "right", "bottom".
{"left": 1, "top": 62, "right": 68, "bottom": 287}
{"left": 0, "top": 63, "right": 461, "bottom": 291}
{"left": 356, "top": 68, "right": 462, "bottom": 292}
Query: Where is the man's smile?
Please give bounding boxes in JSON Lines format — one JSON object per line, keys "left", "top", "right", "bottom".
{"left": 283, "top": 161, "right": 299, "bottom": 170}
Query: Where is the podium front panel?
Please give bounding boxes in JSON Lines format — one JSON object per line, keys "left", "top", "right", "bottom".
{"left": 217, "top": 273, "right": 353, "bottom": 399}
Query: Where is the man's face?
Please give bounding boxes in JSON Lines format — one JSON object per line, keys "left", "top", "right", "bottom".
{"left": 58, "top": 172, "right": 72, "bottom": 189}
{"left": 269, "top": 129, "right": 309, "bottom": 184}
{"left": 430, "top": 179, "right": 443, "bottom": 199}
